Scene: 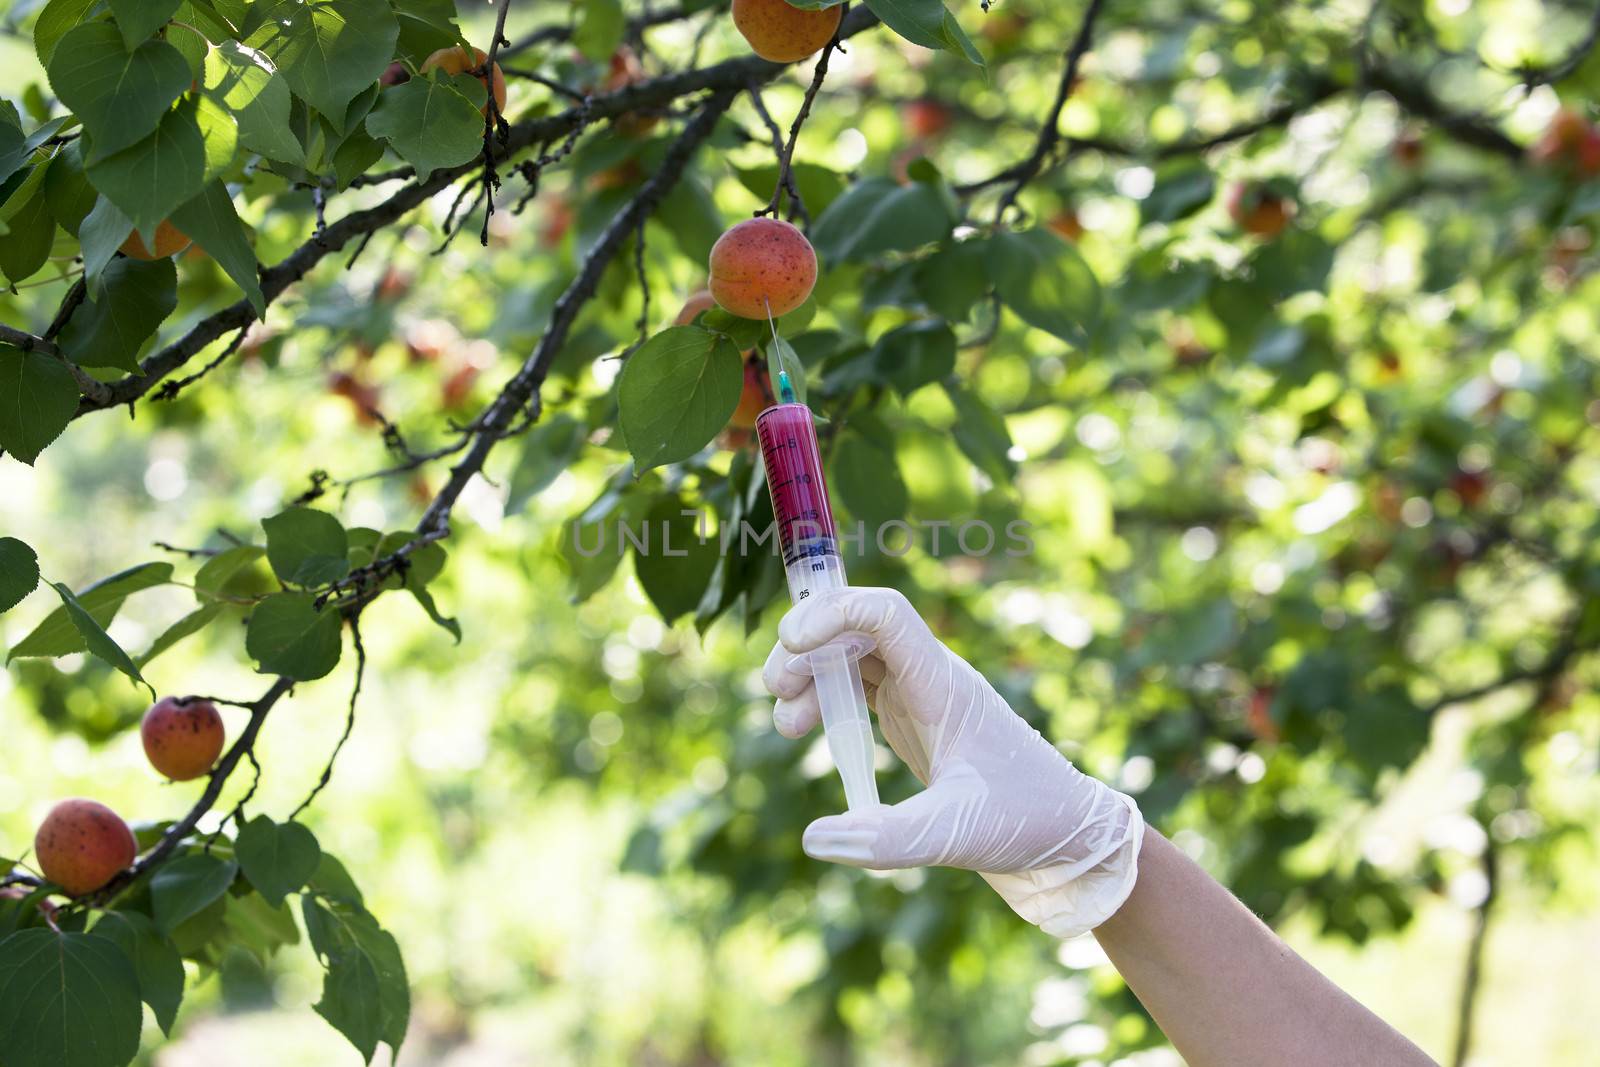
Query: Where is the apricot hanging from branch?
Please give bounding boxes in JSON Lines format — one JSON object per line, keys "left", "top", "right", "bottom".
{"left": 732, "top": 0, "right": 842, "bottom": 63}
{"left": 708, "top": 218, "right": 816, "bottom": 319}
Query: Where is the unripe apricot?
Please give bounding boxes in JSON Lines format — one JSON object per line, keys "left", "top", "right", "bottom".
{"left": 731, "top": 0, "right": 842, "bottom": 63}
{"left": 119, "top": 220, "right": 191, "bottom": 260}
{"left": 141, "top": 696, "right": 225, "bottom": 782}
{"left": 421, "top": 46, "right": 507, "bottom": 116}
{"left": 34, "top": 799, "right": 137, "bottom": 896}
{"left": 708, "top": 218, "right": 817, "bottom": 319}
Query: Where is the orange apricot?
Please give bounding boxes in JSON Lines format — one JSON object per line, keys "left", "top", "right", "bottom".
{"left": 708, "top": 218, "right": 817, "bottom": 319}
{"left": 731, "top": 0, "right": 842, "bottom": 64}
{"left": 141, "top": 696, "right": 225, "bottom": 781}
{"left": 34, "top": 799, "right": 137, "bottom": 897}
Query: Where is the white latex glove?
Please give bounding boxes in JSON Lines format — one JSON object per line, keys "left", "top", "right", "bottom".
{"left": 765, "top": 587, "right": 1145, "bottom": 939}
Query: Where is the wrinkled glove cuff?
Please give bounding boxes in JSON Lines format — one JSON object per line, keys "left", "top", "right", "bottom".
{"left": 981, "top": 791, "right": 1145, "bottom": 940}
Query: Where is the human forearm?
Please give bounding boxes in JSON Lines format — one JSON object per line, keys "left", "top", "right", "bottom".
{"left": 1093, "top": 830, "right": 1437, "bottom": 1067}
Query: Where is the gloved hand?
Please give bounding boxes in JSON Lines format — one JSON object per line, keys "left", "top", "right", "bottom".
{"left": 765, "top": 586, "right": 1145, "bottom": 939}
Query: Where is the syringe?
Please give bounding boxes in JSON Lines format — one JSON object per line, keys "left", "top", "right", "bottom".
{"left": 755, "top": 371, "right": 881, "bottom": 812}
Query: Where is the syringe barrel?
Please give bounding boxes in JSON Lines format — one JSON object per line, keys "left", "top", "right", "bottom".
{"left": 755, "top": 403, "right": 881, "bottom": 812}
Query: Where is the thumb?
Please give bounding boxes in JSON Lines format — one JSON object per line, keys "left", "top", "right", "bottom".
{"left": 802, "top": 764, "right": 985, "bottom": 870}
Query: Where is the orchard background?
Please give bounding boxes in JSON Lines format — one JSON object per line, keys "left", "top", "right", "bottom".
{"left": 2, "top": 0, "right": 1599, "bottom": 1063}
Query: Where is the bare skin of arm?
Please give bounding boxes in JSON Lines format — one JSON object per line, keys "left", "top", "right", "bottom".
{"left": 1093, "top": 830, "right": 1439, "bottom": 1067}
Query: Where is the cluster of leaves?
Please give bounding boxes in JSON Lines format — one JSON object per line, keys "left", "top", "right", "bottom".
{"left": 5, "top": 506, "right": 451, "bottom": 689}
{"left": 0, "top": 816, "right": 405, "bottom": 1067}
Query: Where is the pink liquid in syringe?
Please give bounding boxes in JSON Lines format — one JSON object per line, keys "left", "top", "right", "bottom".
{"left": 755, "top": 403, "right": 838, "bottom": 567}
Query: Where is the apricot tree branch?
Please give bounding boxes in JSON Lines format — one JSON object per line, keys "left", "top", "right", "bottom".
{"left": 990, "top": 0, "right": 1107, "bottom": 221}
{"left": 755, "top": 23, "right": 843, "bottom": 227}
{"left": 60, "top": 7, "right": 881, "bottom": 422}
{"left": 748, "top": 87, "right": 807, "bottom": 224}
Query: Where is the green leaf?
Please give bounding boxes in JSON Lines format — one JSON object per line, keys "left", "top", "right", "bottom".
{"left": 303, "top": 895, "right": 409, "bottom": 1063}
{"left": 562, "top": 481, "right": 638, "bottom": 603}
{"left": 95, "top": 910, "right": 184, "bottom": 1036}
{"left": 810, "top": 177, "right": 955, "bottom": 262}
{"left": 363, "top": 72, "right": 485, "bottom": 180}
{"left": 44, "top": 142, "right": 98, "bottom": 236}
{"left": 32, "top": 0, "right": 100, "bottom": 68}
{"left": 391, "top": 0, "right": 464, "bottom": 64}
{"left": 57, "top": 257, "right": 178, "bottom": 372}
{"left": 245, "top": 591, "right": 342, "bottom": 680}
{"left": 866, "top": 0, "right": 983, "bottom": 65}
{"left": 152, "top": 854, "right": 238, "bottom": 934}
{"left": 0, "top": 168, "right": 55, "bottom": 286}
{"left": 222, "top": 890, "right": 302, "bottom": 962}
{"left": 506, "top": 414, "right": 586, "bottom": 512}
{"left": 138, "top": 601, "right": 225, "bottom": 666}
{"left": 985, "top": 227, "right": 1100, "bottom": 347}
{"left": 111, "top": 0, "right": 184, "bottom": 50}
{"left": 633, "top": 494, "right": 719, "bottom": 624}
{"left": 308, "top": 852, "right": 364, "bottom": 903}
{"left": 246, "top": 0, "right": 400, "bottom": 120}
{"left": 203, "top": 40, "right": 305, "bottom": 165}
{"left": 263, "top": 506, "right": 351, "bottom": 586}
{"left": 0, "top": 116, "right": 68, "bottom": 187}
{"left": 658, "top": 176, "right": 723, "bottom": 262}
{"left": 833, "top": 429, "right": 908, "bottom": 530}
{"left": 869, "top": 319, "right": 955, "bottom": 395}
{"left": 85, "top": 95, "right": 234, "bottom": 235}
{"left": 78, "top": 196, "right": 137, "bottom": 293}
{"left": 944, "top": 381, "right": 1015, "bottom": 484}
{"left": 734, "top": 161, "right": 847, "bottom": 219}
{"left": 8, "top": 562, "right": 173, "bottom": 660}
{"left": 0, "top": 154, "right": 50, "bottom": 225}
{"left": 331, "top": 129, "right": 386, "bottom": 189}
{"left": 194, "top": 544, "right": 267, "bottom": 600}
{"left": 766, "top": 334, "right": 807, "bottom": 404}
{"left": 574, "top": 0, "right": 625, "bottom": 63}
{"left": 0, "top": 537, "right": 40, "bottom": 614}
{"left": 617, "top": 326, "right": 743, "bottom": 472}
{"left": 1141, "top": 162, "right": 1215, "bottom": 225}
{"left": 48, "top": 23, "right": 190, "bottom": 164}
{"left": 912, "top": 241, "right": 990, "bottom": 322}
{"left": 0, "top": 929, "right": 143, "bottom": 1067}
{"left": 235, "top": 816, "right": 321, "bottom": 909}
{"left": 46, "top": 581, "right": 154, "bottom": 693}
{"left": 169, "top": 180, "right": 264, "bottom": 313}
{"left": 0, "top": 345, "right": 78, "bottom": 466}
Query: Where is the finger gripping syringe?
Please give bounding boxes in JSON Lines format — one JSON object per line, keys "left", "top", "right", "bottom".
{"left": 756, "top": 374, "right": 881, "bottom": 812}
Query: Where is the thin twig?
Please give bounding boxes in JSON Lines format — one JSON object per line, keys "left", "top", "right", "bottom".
{"left": 476, "top": 0, "right": 516, "bottom": 247}
{"left": 748, "top": 87, "right": 806, "bottom": 224}
{"left": 151, "top": 327, "right": 249, "bottom": 401}
{"left": 290, "top": 621, "right": 364, "bottom": 819}
{"left": 503, "top": 67, "right": 587, "bottom": 101}
{"left": 992, "top": 0, "right": 1107, "bottom": 222}
{"left": 755, "top": 23, "right": 843, "bottom": 229}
